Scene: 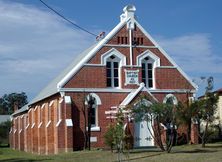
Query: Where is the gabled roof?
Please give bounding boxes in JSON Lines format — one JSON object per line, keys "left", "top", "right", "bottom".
{"left": 120, "top": 83, "right": 158, "bottom": 107}
{"left": 56, "top": 9, "right": 197, "bottom": 91}
{"left": 133, "top": 19, "right": 197, "bottom": 90}
{"left": 13, "top": 5, "right": 197, "bottom": 116}
{"left": 215, "top": 88, "right": 222, "bottom": 93}
{"left": 29, "top": 43, "right": 98, "bottom": 105}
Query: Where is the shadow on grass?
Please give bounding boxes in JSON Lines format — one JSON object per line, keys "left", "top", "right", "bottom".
{"left": 0, "top": 158, "right": 52, "bottom": 162}
{"left": 129, "top": 148, "right": 160, "bottom": 154}
{"left": 205, "top": 145, "right": 222, "bottom": 148}
{"left": 113, "top": 153, "right": 162, "bottom": 162}
{"left": 174, "top": 149, "right": 217, "bottom": 154}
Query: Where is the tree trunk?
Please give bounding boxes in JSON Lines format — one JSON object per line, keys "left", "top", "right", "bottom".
{"left": 201, "top": 120, "right": 209, "bottom": 148}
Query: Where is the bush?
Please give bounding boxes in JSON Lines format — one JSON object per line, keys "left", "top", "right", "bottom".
{"left": 104, "top": 124, "right": 115, "bottom": 151}
{"left": 0, "top": 120, "right": 11, "bottom": 146}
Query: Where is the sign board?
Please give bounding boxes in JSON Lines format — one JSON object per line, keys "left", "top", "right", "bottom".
{"left": 125, "top": 70, "right": 139, "bottom": 85}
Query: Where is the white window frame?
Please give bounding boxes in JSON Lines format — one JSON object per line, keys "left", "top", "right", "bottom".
{"left": 163, "top": 94, "right": 178, "bottom": 105}
{"left": 141, "top": 58, "right": 154, "bottom": 88}
{"left": 101, "top": 48, "right": 126, "bottom": 89}
{"left": 106, "top": 56, "right": 121, "bottom": 88}
{"left": 85, "top": 93, "right": 101, "bottom": 131}
{"left": 137, "top": 50, "right": 160, "bottom": 89}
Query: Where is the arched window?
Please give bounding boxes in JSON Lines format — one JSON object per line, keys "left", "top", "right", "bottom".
{"left": 85, "top": 93, "right": 101, "bottom": 131}
{"left": 101, "top": 48, "right": 126, "bottom": 88}
{"left": 141, "top": 57, "right": 154, "bottom": 88}
{"left": 137, "top": 50, "right": 160, "bottom": 89}
{"left": 106, "top": 55, "right": 120, "bottom": 87}
{"left": 163, "top": 94, "right": 178, "bottom": 105}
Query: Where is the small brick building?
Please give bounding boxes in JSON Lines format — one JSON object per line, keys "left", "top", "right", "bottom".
{"left": 10, "top": 5, "right": 198, "bottom": 154}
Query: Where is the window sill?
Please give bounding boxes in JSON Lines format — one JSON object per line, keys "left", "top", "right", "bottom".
{"left": 87, "top": 126, "right": 101, "bottom": 132}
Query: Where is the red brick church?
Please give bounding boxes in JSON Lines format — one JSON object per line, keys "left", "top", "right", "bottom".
{"left": 10, "top": 5, "right": 198, "bottom": 154}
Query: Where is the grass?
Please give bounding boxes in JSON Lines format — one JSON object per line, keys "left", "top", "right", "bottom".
{"left": 0, "top": 143, "right": 222, "bottom": 162}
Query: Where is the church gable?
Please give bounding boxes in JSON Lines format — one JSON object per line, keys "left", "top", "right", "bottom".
{"left": 60, "top": 4, "right": 196, "bottom": 91}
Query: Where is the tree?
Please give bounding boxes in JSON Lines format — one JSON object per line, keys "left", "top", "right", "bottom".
{"left": 191, "top": 92, "right": 219, "bottom": 147}
{"left": 0, "top": 120, "right": 11, "bottom": 145}
{"left": 0, "top": 92, "right": 28, "bottom": 114}
{"left": 131, "top": 97, "right": 177, "bottom": 153}
{"left": 176, "top": 101, "right": 199, "bottom": 144}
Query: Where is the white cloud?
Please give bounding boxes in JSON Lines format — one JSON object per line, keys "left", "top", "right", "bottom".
{"left": 0, "top": 1, "right": 96, "bottom": 99}
{"left": 155, "top": 34, "right": 222, "bottom": 74}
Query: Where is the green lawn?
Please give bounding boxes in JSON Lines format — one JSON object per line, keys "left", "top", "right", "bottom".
{"left": 1, "top": 143, "right": 222, "bottom": 162}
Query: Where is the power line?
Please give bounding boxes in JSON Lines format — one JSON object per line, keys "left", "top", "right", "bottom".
{"left": 39, "top": 0, "right": 98, "bottom": 37}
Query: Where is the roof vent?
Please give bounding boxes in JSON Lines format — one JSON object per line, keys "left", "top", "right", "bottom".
{"left": 120, "top": 5, "right": 136, "bottom": 22}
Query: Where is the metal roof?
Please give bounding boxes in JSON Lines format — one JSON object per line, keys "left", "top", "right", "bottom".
{"left": 29, "top": 43, "right": 98, "bottom": 105}
{"left": 12, "top": 43, "right": 98, "bottom": 116}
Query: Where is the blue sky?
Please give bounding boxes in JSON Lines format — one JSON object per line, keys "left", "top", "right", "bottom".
{"left": 0, "top": 0, "right": 222, "bottom": 101}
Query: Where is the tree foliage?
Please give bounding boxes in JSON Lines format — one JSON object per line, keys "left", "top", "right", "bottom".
{"left": 191, "top": 92, "right": 219, "bottom": 147}
{"left": 0, "top": 92, "right": 28, "bottom": 114}
{"left": 0, "top": 120, "right": 11, "bottom": 145}
{"left": 131, "top": 97, "right": 177, "bottom": 153}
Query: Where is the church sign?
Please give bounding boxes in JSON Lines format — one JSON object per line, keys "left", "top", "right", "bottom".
{"left": 125, "top": 70, "right": 139, "bottom": 85}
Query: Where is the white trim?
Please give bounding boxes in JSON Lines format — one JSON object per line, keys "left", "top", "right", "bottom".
{"left": 87, "top": 126, "right": 101, "bottom": 132}
{"left": 59, "top": 98, "right": 64, "bottom": 103}
{"left": 129, "top": 28, "right": 133, "bottom": 66}
{"left": 25, "top": 123, "right": 30, "bottom": 129}
{"left": 134, "top": 20, "right": 197, "bottom": 90}
{"left": 41, "top": 103, "right": 45, "bottom": 109}
{"left": 120, "top": 83, "right": 158, "bottom": 106}
{"left": 103, "top": 44, "right": 157, "bottom": 48}
{"left": 9, "top": 128, "right": 12, "bottom": 134}
{"left": 137, "top": 50, "right": 160, "bottom": 89}
{"left": 38, "top": 122, "right": 42, "bottom": 128}
{"left": 57, "top": 18, "right": 129, "bottom": 89}
{"left": 84, "top": 64, "right": 105, "bottom": 67}
{"left": 19, "top": 129, "right": 23, "bottom": 134}
{"left": 123, "top": 65, "right": 141, "bottom": 68}
{"left": 56, "top": 119, "right": 62, "bottom": 127}
{"left": 157, "top": 66, "right": 177, "bottom": 69}
{"left": 14, "top": 129, "right": 17, "bottom": 134}
{"left": 46, "top": 120, "right": 51, "bottom": 128}
{"left": 28, "top": 108, "right": 32, "bottom": 113}
{"left": 49, "top": 100, "right": 54, "bottom": 107}
{"left": 85, "top": 93, "right": 102, "bottom": 105}
{"left": 64, "top": 96, "right": 72, "bottom": 104}
{"left": 163, "top": 94, "right": 178, "bottom": 105}
{"left": 137, "top": 49, "right": 160, "bottom": 67}
{"left": 31, "top": 123, "right": 35, "bottom": 128}
{"left": 66, "top": 119, "right": 73, "bottom": 127}
{"left": 59, "top": 87, "right": 196, "bottom": 93}
{"left": 101, "top": 48, "right": 126, "bottom": 66}
{"left": 60, "top": 88, "right": 132, "bottom": 93}
{"left": 34, "top": 106, "right": 38, "bottom": 111}
{"left": 21, "top": 115, "right": 24, "bottom": 118}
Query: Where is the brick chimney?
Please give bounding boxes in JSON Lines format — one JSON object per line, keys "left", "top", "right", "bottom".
{"left": 14, "top": 101, "right": 18, "bottom": 112}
